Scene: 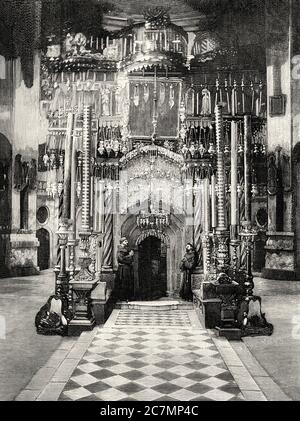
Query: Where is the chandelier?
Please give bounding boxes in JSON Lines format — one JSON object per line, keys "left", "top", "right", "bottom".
{"left": 137, "top": 211, "right": 170, "bottom": 230}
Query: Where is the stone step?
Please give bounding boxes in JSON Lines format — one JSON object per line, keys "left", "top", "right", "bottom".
{"left": 115, "top": 300, "right": 194, "bottom": 311}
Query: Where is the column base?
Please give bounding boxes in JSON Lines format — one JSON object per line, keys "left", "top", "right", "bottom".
{"left": 215, "top": 327, "right": 242, "bottom": 341}
{"left": 91, "top": 281, "right": 114, "bottom": 325}
{"left": 68, "top": 318, "right": 95, "bottom": 336}
{"left": 191, "top": 266, "right": 203, "bottom": 290}
{"left": 68, "top": 279, "right": 97, "bottom": 336}
{"left": 101, "top": 268, "right": 116, "bottom": 291}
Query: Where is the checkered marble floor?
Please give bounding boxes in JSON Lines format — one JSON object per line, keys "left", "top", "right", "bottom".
{"left": 59, "top": 309, "right": 244, "bottom": 401}
{"left": 115, "top": 310, "right": 192, "bottom": 326}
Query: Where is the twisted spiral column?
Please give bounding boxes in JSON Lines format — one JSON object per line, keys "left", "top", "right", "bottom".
{"left": 102, "top": 184, "right": 114, "bottom": 269}
{"left": 81, "top": 105, "right": 92, "bottom": 231}
{"left": 239, "top": 178, "right": 246, "bottom": 269}
{"left": 56, "top": 190, "right": 64, "bottom": 266}
{"left": 193, "top": 180, "right": 203, "bottom": 266}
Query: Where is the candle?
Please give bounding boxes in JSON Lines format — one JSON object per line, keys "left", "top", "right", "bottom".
{"left": 124, "top": 38, "right": 127, "bottom": 57}
{"left": 192, "top": 90, "right": 195, "bottom": 115}
{"left": 211, "top": 174, "right": 217, "bottom": 228}
{"left": 244, "top": 115, "right": 252, "bottom": 222}
{"left": 231, "top": 121, "right": 238, "bottom": 226}
{"left": 204, "top": 178, "right": 210, "bottom": 233}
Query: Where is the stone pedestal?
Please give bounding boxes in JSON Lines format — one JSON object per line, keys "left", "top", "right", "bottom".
{"left": 68, "top": 280, "right": 97, "bottom": 336}
{"left": 9, "top": 232, "right": 39, "bottom": 276}
{"left": 91, "top": 281, "right": 114, "bottom": 325}
{"left": 191, "top": 266, "right": 203, "bottom": 290}
{"left": 101, "top": 269, "right": 116, "bottom": 291}
{"left": 262, "top": 231, "right": 296, "bottom": 280}
{"left": 193, "top": 280, "right": 222, "bottom": 329}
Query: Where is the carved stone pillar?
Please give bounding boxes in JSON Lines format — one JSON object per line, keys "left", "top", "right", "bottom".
{"left": 193, "top": 180, "right": 202, "bottom": 263}
{"left": 102, "top": 184, "right": 114, "bottom": 270}
{"left": 101, "top": 183, "right": 115, "bottom": 290}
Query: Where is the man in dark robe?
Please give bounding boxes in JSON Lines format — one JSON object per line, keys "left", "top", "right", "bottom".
{"left": 179, "top": 243, "right": 198, "bottom": 302}
{"left": 117, "top": 237, "right": 134, "bottom": 301}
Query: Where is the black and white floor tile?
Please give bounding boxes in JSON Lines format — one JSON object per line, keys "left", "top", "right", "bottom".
{"left": 59, "top": 310, "right": 244, "bottom": 401}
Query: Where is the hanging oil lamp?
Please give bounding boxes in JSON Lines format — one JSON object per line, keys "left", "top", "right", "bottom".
{"left": 59, "top": 152, "right": 64, "bottom": 169}
{"left": 189, "top": 143, "right": 196, "bottom": 158}
{"left": 199, "top": 143, "right": 206, "bottom": 157}
{"left": 43, "top": 153, "right": 50, "bottom": 170}
{"left": 57, "top": 181, "right": 63, "bottom": 196}
{"left": 98, "top": 140, "right": 105, "bottom": 155}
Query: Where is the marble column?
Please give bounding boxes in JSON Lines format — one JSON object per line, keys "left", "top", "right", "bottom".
{"left": 102, "top": 184, "right": 114, "bottom": 270}
{"left": 193, "top": 179, "right": 203, "bottom": 263}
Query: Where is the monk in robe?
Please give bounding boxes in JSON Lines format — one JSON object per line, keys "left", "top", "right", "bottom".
{"left": 179, "top": 243, "right": 198, "bottom": 301}
{"left": 117, "top": 237, "right": 134, "bottom": 301}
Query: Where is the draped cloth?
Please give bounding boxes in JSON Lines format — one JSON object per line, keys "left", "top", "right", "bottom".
{"left": 116, "top": 246, "right": 134, "bottom": 301}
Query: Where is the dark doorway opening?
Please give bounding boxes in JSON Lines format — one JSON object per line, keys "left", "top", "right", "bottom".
{"left": 37, "top": 228, "right": 50, "bottom": 270}
{"left": 137, "top": 236, "right": 167, "bottom": 300}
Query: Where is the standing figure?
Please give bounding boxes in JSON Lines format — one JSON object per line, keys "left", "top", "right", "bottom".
{"left": 179, "top": 243, "right": 198, "bottom": 301}
{"left": 117, "top": 237, "right": 134, "bottom": 301}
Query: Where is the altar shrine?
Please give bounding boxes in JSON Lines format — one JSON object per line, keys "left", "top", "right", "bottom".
{"left": 34, "top": 6, "right": 272, "bottom": 338}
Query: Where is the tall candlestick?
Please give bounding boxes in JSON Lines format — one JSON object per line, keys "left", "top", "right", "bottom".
{"left": 70, "top": 123, "right": 77, "bottom": 234}
{"left": 215, "top": 104, "right": 226, "bottom": 231}
{"left": 244, "top": 115, "right": 252, "bottom": 223}
{"left": 203, "top": 178, "right": 210, "bottom": 233}
{"left": 211, "top": 174, "right": 217, "bottom": 228}
{"left": 124, "top": 38, "right": 127, "bottom": 57}
{"left": 81, "top": 105, "right": 92, "bottom": 231}
{"left": 62, "top": 113, "right": 75, "bottom": 219}
{"left": 230, "top": 121, "right": 238, "bottom": 226}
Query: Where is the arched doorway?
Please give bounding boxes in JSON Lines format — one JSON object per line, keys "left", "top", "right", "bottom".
{"left": 137, "top": 236, "right": 167, "bottom": 300}
{"left": 37, "top": 228, "right": 50, "bottom": 270}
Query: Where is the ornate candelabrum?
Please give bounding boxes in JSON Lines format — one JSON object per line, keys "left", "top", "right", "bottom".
{"left": 68, "top": 105, "right": 97, "bottom": 335}
{"left": 239, "top": 221, "right": 257, "bottom": 298}
{"left": 230, "top": 225, "right": 240, "bottom": 279}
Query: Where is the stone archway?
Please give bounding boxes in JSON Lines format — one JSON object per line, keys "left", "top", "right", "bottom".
{"left": 117, "top": 147, "right": 186, "bottom": 297}
{"left": 120, "top": 212, "right": 184, "bottom": 297}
